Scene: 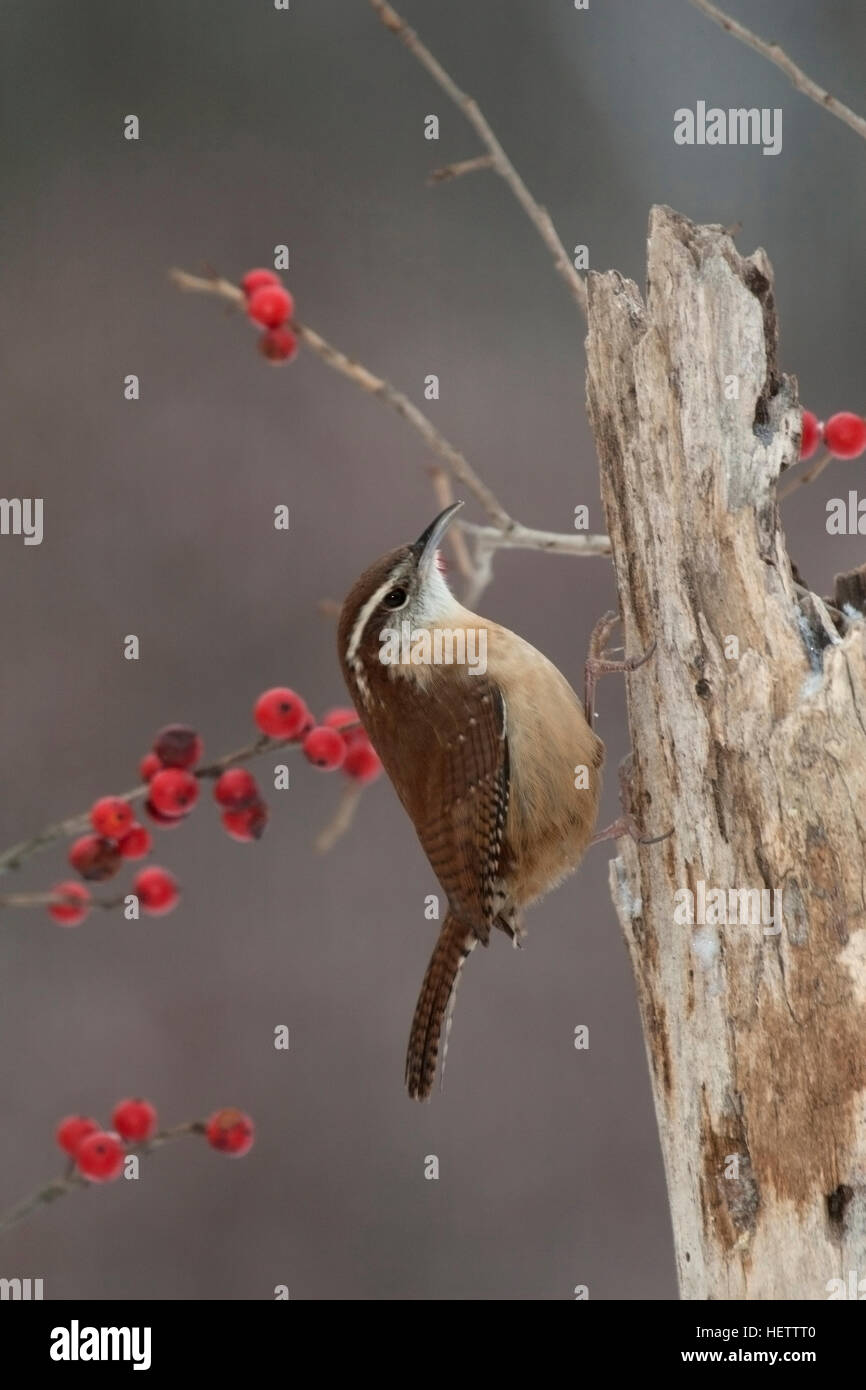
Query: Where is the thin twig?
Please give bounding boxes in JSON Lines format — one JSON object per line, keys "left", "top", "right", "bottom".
{"left": 461, "top": 522, "right": 610, "bottom": 608}
{"left": 687, "top": 0, "right": 866, "bottom": 144}
{"left": 428, "top": 154, "right": 494, "bottom": 185}
{"left": 315, "top": 783, "right": 364, "bottom": 854}
{"left": 777, "top": 447, "right": 833, "bottom": 501}
{"left": 428, "top": 466, "right": 476, "bottom": 583}
{"left": 171, "top": 269, "right": 513, "bottom": 530}
{"left": 463, "top": 539, "right": 495, "bottom": 610}
{"left": 369, "top": 0, "right": 587, "bottom": 314}
{"left": 0, "top": 890, "right": 125, "bottom": 911}
{"left": 0, "top": 1121, "right": 205, "bottom": 1234}
{"left": 461, "top": 521, "right": 611, "bottom": 558}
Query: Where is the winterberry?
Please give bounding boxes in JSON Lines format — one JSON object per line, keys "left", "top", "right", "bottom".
{"left": 241, "top": 268, "right": 282, "bottom": 297}
{"left": 214, "top": 767, "right": 259, "bottom": 810}
{"left": 133, "top": 866, "right": 180, "bottom": 916}
{"left": 298, "top": 707, "right": 315, "bottom": 737}
{"left": 76, "top": 1130, "right": 125, "bottom": 1182}
{"left": 800, "top": 410, "right": 822, "bottom": 461}
{"left": 205, "top": 1108, "right": 255, "bottom": 1156}
{"left": 112, "top": 1097, "right": 158, "bottom": 1143}
{"left": 259, "top": 327, "right": 299, "bottom": 364}
{"left": 139, "top": 752, "right": 162, "bottom": 782}
{"left": 68, "top": 834, "right": 122, "bottom": 882}
{"left": 253, "top": 687, "right": 308, "bottom": 739}
{"left": 302, "top": 726, "right": 345, "bottom": 770}
{"left": 148, "top": 768, "right": 199, "bottom": 818}
{"left": 824, "top": 412, "right": 866, "bottom": 460}
{"left": 56, "top": 1115, "right": 100, "bottom": 1158}
{"left": 246, "top": 284, "right": 294, "bottom": 329}
{"left": 48, "top": 881, "right": 91, "bottom": 926}
{"left": 221, "top": 800, "right": 269, "bottom": 842}
{"left": 343, "top": 741, "right": 383, "bottom": 785}
{"left": 90, "top": 796, "right": 133, "bottom": 839}
{"left": 323, "top": 708, "right": 364, "bottom": 746}
{"left": 118, "top": 824, "right": 152, "bottom": 860}
{"left": 152, "top": 724, "right": 203, "bottom": 769}
{"left": 144, "top": 799, "right": 184, "bottom": 829}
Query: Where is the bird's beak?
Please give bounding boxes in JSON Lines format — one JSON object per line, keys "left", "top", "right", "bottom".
{"left": 411, "top": 501, "right": 463, "bottom": 580}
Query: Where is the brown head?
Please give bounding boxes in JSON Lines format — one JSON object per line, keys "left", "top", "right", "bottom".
{"left": 337, "top": 503, "right": 464, "bottom": 708}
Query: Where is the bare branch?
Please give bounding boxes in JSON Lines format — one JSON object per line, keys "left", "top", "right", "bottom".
{"left": 428, "top": 154, "right": 494, "bottom": 185}
{"left": 428, "top": 466, "right": 477, "bottom": 583}
{"left": 368, "top": 0, "right": 587, "bottom": 314}
{"left": 171, "top": 268, "right": 514, "bottom": 530}
{"left": 777, "top": 447, "right": 833, "bottom": 501}
{"left": 687, "top": 0, "right": 866, "bottom": 144}
{"left": 461, "top": 521, "right": 611, "bottom": 558}
{"left": 315, "top": 783, "right": 364, "bottom": 854}
{"left": 0, "top": 889, "right": 124, "bottom": 911}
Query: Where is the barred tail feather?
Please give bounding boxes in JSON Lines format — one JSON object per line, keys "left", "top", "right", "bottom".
{"left": 405, "top": 913, "right": 475, "bottom": 1101}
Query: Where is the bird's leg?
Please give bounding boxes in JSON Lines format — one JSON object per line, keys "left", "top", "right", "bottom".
{"left": 584, "top": 619, "right": 670, "bottom": 848}
{"left": 590, "top": 815, "right": 672, "bottom": 848}
{"left": 583, "top": 610, "right": 656, "bottom": 725}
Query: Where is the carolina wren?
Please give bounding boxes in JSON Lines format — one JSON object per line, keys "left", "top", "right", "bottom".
{"left": 338, "top": 503, "right": 603, "bottom": 1100}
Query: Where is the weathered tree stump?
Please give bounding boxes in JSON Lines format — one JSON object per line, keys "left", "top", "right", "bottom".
{"left": 586, "top": 205, "right": 866, "bottom": 1300}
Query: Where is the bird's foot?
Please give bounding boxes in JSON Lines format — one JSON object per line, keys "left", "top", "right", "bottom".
{"left": 590, "top": 812, "right": 673, "bottom": 849}
{"left": 584, "top": 611, "right": 656, "bottom": 724}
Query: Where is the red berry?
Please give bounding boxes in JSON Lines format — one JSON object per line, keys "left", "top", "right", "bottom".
{"left": 322, "top": 707, "right": 365, "bottom": 746}
{"left": 221, "top": 800, "right": 269, "bottom": 842}
{"left": 90, "top": 796, "right": 133, "bottom": 839}
{"left": 48, "top": 881, "right": 91, "bottom": 926}
{"left": 259, "top": 327, "right": 299, "bottom": 364}
{"left": 148, "top": 768, "right": 199, "bottom": 818}
{"left": 152, "top": 723, "right": 203, "bottom": 769}
{"left": 241, "top": 268, "right": 282, "bottom": 297}
{"left": 302, "top": 726, "right": 345, "bottom": 770}
{"left": 343, "top": 741, "right": 383, "bottom": 785}
{"left": 56, "top": 1115, "right": 100, "bottom": 1157}
{"left": 246, "top": 284, "right": 294, "bottom": 329}
{"left": 134, "top": 866, "right": 180, "bottom": 916}
{"left": 139, "top": 752, "right": 162, "bottom": 782}
{"left": 118, "top": 824, "right": 152, "bottom": 860}
{"left": 800, "top": 410, "right": 822, "bottom": 461}
{"left": 112, "top": 1097, "right": 158, "bottom": 1143}
{"left": 214, "top": 767, "right": 259, "bottom": 810}
{"left": 68, "top": 834, "right": 122, "bottom": 882}
{"left": 205, "top": 1107, "right": 255, "bottom": 1157}
{"left": 76, "top": 1130, "right": 125, "bottom": 1182}
{"left": 144, "top": 798, "right": 184, "bottom": 829}
{"left": 298, "top": 707, "right": 315, "bottom": 737}
{"left": 253, "top": 687, "right": 308, "bottom": 739}
{"left": 824, "top": 412, "right": 866, "bottom": 460}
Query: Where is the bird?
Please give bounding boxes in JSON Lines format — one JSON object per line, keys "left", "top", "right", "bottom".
{"left": 338, "top": 502, "right": 604, "bottom": 1100}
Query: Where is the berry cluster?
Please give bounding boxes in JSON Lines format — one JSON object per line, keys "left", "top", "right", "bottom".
{"left": 47, "top": 698, "right": 381, "bottom": 924}
{"left": 55, "top": 1100, "right": 254, "bottom": 1183}
{"left": 241, "top": 268, "right": 298, "bottom": 364}
{"left": 800, "top": 409, "right": 866, "bottom": 461}
{"left": 214, "top": 689, "right": 381, "bottom": 838}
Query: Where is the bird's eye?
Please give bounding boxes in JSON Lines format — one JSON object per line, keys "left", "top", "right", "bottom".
{"left": 383, "top": 587, "right": 408, "bottom": 609}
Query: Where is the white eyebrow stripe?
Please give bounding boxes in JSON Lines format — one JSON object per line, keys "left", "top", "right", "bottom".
{"left": 345, "top": 577, "right": 396, "bottom": 666}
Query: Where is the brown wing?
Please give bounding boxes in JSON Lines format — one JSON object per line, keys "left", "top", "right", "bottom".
{"left": 405, "top": 676, "right": 509, "bottom": 944}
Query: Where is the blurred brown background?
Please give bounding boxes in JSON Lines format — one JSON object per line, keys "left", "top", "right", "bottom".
{"left": 1, "top": 0, "right": 865, "bottom": 1300}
